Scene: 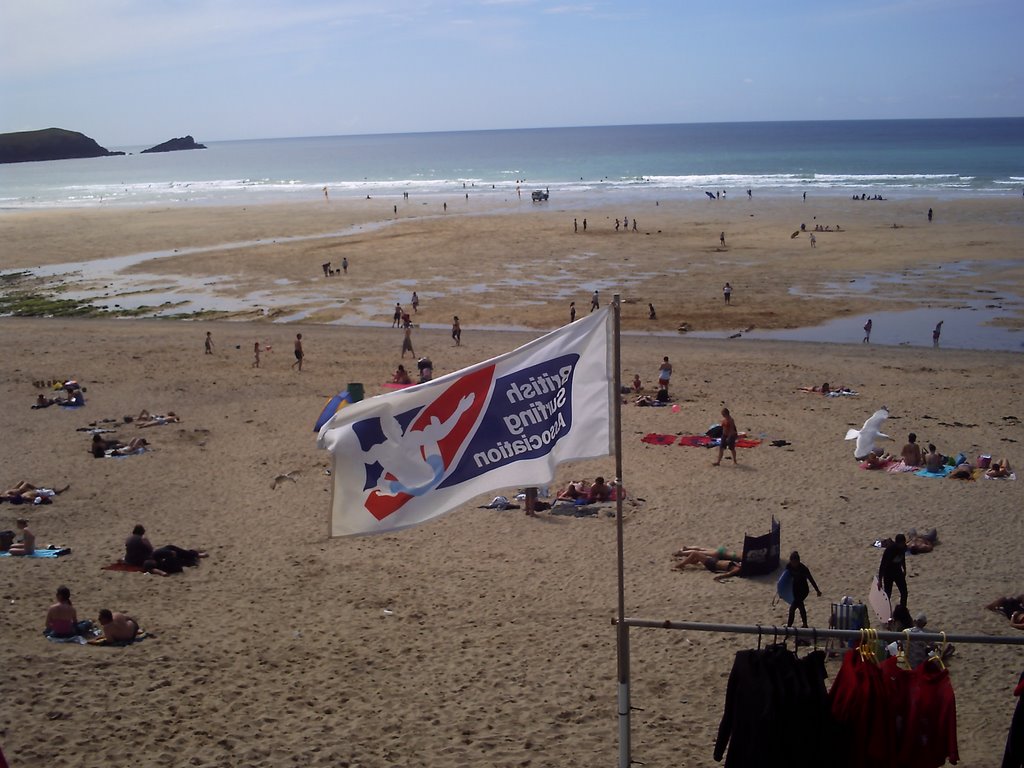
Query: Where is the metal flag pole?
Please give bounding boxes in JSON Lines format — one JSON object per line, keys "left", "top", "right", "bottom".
{"left": 612, "top": 293, "right": 631, "bottom": 768}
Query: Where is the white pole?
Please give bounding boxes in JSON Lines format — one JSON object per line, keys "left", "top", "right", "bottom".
{"left": 612, "top": 293, "right": 631, "bottom": 768}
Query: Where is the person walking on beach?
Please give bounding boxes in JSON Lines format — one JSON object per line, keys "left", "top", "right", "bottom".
{"left": 648, "top": 303, "right": 656, "bottom": 320}
{"left": 582, "top": 218, "right": 587, "bottom": 232}
{"left": 712, "top": 408, "right": 738, "bottom": 466}
{"left": 451, "top": 316, "right": 461, "bottom": 347}
{"left": 411, "top": 292, "right": 419, "bottom": 314}
{"left": 574, "top": 218, "right": 578, "bottom": 233}
{"left": 785, "top": 551, "right": 822, "bottom": 629}
{"left": 928, "top": 208, "right": 933, "bottom": 222}
{"left": 402, "top": 326, "right": 415, "bottom": 358}
{"left": 342, "top": 257, "right": 348, "bottom": 275}
{"left": 933, "top": 321, "right": 943, "bottom": 347}
{"left": 291, "top": 334, "right": 304, "bottom": 371}
{"left": 392, "top": 303, "right": 403, "bottom": 329}
{"left": 204, "top": 331, "right": 213, "bottom": 355}
{"left": 590, "top": 290, "right": 600, "bottom": 312}
{"left": 569, "top": 302, "right": 576, "bottom": 323}
{"left": 720, "top": 231, "right": 726, "bottom": 247}
{"left": 253, "top": 340, "right": 261, "bottom": 369}
{"left": 809, "top": 233, "right": 817, "bottom": 248}
{"left": 878, "top": 533, "right": 909, "bottom": 609}
{"left": 863, "top": 318, "right": 873, "bottom": 344}
{"left": 723, "top": 282, "right": 732, "bottom": 305}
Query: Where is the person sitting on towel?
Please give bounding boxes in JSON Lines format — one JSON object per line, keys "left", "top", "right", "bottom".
{"left": 33, "top": 394, "right": 58, "bottom": 409}
{"left": 392, "top": 365, "right": 412, "bottom": 385}
{"left": 986, "top": 458, "right": 1012, "bottom": 478}
{"left": 924, "top": 444, "right": 945, "bottom": 473}
{"left": 8, "top": 518, "right": 35, "bottom": 556}
{"left": 862, "top": 451, "right": 895, "bottom": 469}
{"left": 46, "top": 586, "right": 80, "bottom": 638}
{"left": 96, "top": 609, "right": 139, "bottom": 643}
{"left": 587, "top": 476, "right": 612, "bottom": 503}
{"left": 901, "top": 433, "right": 924, "bottom": 467}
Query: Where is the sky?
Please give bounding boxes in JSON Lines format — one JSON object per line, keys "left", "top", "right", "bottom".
{"left": 2, "top": 0, "right": 1022, "bottom": 147}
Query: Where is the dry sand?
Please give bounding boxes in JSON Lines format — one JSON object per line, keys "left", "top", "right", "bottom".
{"left": 1, "top": 199, "right": 1023, "bottom": 767}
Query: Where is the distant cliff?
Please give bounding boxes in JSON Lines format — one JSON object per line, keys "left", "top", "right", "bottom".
{"left": 0, "top": 128, "right": 125, "bottom": 164}
{"left": 141, "top": 136, "right": 207, "bottom": 153}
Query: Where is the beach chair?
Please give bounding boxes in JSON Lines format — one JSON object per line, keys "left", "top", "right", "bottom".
{"left": 826, "top": 601, "right": 869, "bottom": 657}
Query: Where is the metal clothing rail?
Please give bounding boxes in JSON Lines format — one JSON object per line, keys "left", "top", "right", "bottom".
{"left": 620, "top": 617, "right": 1024, "bottom": 647}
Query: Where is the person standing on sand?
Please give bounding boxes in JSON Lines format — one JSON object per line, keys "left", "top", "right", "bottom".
{"left": 720, "top": 231, "right": 726, "bottom": 247}
{"left": 392, "top": 303, "right": 402, "bottom": 328}
{"left": 411, "top": 292, "right": 419, "bottom": 313}
{"left": 863, "top": 318, "right": 873, "bottom": 344}
{"left": 785, "top": 551, "right": 822, "bottom": 629}
{"left": 253, "top": 341, "right": 261, "bottom": 369}
{"left": 723, "top": 282, "right": 732, "bottom": 305}
{"left": 574, "top": 218, "right": 578, "bottom": 233}
{"left": 583, "top": 218, "right": 587, "bottom": 231}
{"left": 402, "top": 326, "right": 415, "bottom": 358}
{"left": 291, "top": 334, "right": 303, "bottom": 371}
{"left": 204, "top": 332, "right": 213, "bottom": 355}
{"left": 658, "top": 356, "right": 672, "bottom": 394}
{"left": 878, "top": 533, "right": 909, "bottom": 609}
{"left": 809, "top": 232, "right": 816, "bottom": 248}
{"left": 569, "top": 302, "right": 576, "bottom": 323}
{"left": 712, "top": 408, "right": 738, "bottom": 466}
{"left": 648, "top": 303, "right": 656, "bottom": 320}
{"left": 590, "top": 290, "right": 600, "bottom": 312}
{"left": 342, "top": 257, "right": 348, "bottom": 275}
{"left": 928, "top": 208, "right": 933, "bottom": 222}
{"left": 933, "top": 321, "right": 943, "bottom": 347}
{"left": 451, "top": 316, "right": 461, "bottom": 347}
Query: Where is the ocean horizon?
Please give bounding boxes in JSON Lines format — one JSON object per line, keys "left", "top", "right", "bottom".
{"left": 1, "top": 118, "right": 1022, "bottom": 210}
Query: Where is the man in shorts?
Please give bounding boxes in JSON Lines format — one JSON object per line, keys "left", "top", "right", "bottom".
{"left": 712, "top": 408, "right": 738, "bottom": 466}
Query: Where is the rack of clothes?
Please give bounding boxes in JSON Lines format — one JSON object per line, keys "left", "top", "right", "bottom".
{"left": 618, "top": 619, "right": 1024, "bottom": 768}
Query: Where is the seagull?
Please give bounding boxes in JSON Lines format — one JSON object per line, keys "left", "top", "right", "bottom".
{"left": 845, "top": 408, "right": 891, "bottom": 459}
{"left": 270, "top": 471, "right": 300, "bottom": 490}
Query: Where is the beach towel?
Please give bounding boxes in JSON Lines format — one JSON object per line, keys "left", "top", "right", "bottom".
{"left": 0, "top": 547, "right": 71, "bottom": 558}
{"left": 104, "top": 447, "right": 146, "bottom": 458}
{"left": 915, "top": 466, "right": 953, "bottom": 478}
{"left": 677, "top": 435, "right": 762, "bottom": 449}
{"left": 641, "top": 433, "right": 677, "bottom": 445}
{"left": 102, "top": 561, "right": 146, "bottom": 572}
{"left": 885, "top": 460, "right": 920, "bottom": 473}
{"left": 983, "top": 472, "right": 1017, "bottom": 481}
{"left": 859, "top": 458, "right": 895, "bottom": 470}
{"left": 826, "top": 389, "right": 859, "bottom": 397}
{"left": 89, "top": 630, "right": 150, "bottom": 647}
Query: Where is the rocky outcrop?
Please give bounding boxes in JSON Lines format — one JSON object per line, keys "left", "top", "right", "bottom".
{"left": 141, "top": 136, "right": 207, "bottom": 153}
{"left": 0, "top": 128, "right": 124, "bottom": 164}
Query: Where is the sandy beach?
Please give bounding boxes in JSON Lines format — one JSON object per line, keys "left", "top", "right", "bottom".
{"left": 1, "top": 198, "right": 1023, "bottom": 767}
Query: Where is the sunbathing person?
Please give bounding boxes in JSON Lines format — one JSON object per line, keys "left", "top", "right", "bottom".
{"left": 95, "top": 609, "right": 139, "bottom": 643}
{"left": 906, "top": 527, "right": 939, "bottom": 554}
{"left": 798, "top": 382, "right": 831, "bottom": 394}
{"left": 45, "top": 586, "right": 80, "bottom": 638}
{"left": 632, "top": 375, "right": 643, "bottom": 393}
{"left": 587, "top": 476, "right": 612, "bottom": 503}
{"left": 987, "top": 594, "right": 1024, "bottom": 619}
{"left": 948, "top": 462, "right": 974, "bottom": 480}
{"left": 925, "top": 444, "right": 945, "bottom": 473}
{"left": 986, "top": 458, "right": 1012, "bottom": 478}
{"left": 8, "top": 518, "right": 36, "bottom": 555}
{"left": 125, "top": 524, "right": 206, "bottom": 572}
{"left": 862, "top": 451, "right": 895, "bottom": 469}
{"left": 673, "top": 551, "right": 743, "bottom": 580}
{"left": 92, "top": 434, "right": 147, "bottom": 457}
{"left": 672, "top": 545, "right": 742, "bottom": 562}
{"left": 1, "top": 482, "right": 69, "bottom": 504}
{"left": 901, "top": 433, "right": 924, "bottom": 467}
{"left": 556, "top": 480, "right": 589, "bottom": 501}
{"left": 392, "top": 365, "right": 412, "bottom": 385}
{"left": 32, "top": 394, "right": 58, "bottom": 409}
{"left": 136, "top": 410, "right": 180, "bottom": 428}
{"left": 1012, "top": 612, "right": 1024, "bottom": 631}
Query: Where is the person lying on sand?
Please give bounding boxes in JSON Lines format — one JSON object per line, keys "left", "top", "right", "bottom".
{"left": 91, "top": 434, "right": 146, "bottom": 457}
{"left": 986, "top": 458, "right": 1012, "bottom": 478}
{"left": 1, "top": 482, "right": 69, "bottom": 504}
{"left": 798, "top": 382, "right": 832, "bottom": 394}
{"left": 861, "top": 451, "right": 896, "bottom": 469}
{"left": 673, "top": 551, "right": 743, "bottom": 580}
{"left": 124, "top": 524, "right": 207, "bottom": 574}
{"left": 135, "top": 410, "right": 180, "bottom": 428}
{"left": 987, "top": 594, "right": 1024, "bottom": 619}
{"left": 1012, "top": 612, "right": 1024, "bottom": 631}
{"left": 672, "top": 545, "right": 742, "bottom": 562}
{"left": 948, "top": 462, "right": 975, "bottom": 480}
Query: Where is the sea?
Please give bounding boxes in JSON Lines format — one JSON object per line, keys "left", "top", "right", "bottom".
{"left": 2, "top": 117, "right": 1023, "bottom": 209}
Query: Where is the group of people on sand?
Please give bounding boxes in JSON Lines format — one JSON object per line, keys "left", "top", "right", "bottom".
{"left": 45, "top": 585, "right": 140, "bottom": 643}
{"left": 555, "top": 476, "right": 623, "bottom": 504}
{"left": 862, "top": 431, "right": 1012, "bottom": 479}
{"left": 37, "top": 524, "right": 208, "bottom": 644}
{"left": 91, "top": 432, "right": 148, "bottom": 458}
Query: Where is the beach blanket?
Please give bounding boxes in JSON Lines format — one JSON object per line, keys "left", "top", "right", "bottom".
{"left": 44, "top": 622, "right": 99, "bottom": 644}
{"left": 859, "top": 458, "right": 895, "bottom": 470}
{"left": 102, "top": 561, "right": 146, "bottom": 572}
{"left": 677, "top": 435, "right": 762, "bottom": 449}
{"left": 641, "top": 433, "right": 677, "bottom": 445}
{"left": 0, "top": 547, "right": 71, "bottom": 558}
{"left": 983, "top": 472, "right": 1017, "bottom": 481}
{"left": 104, "top": 447, "right": 146, "bottom": 458}
{"left": 885, "top": 460, "right": 920, "bottom": 473}
{"left": 915, "top": 466, "right": 954, "bottom": 478}
{"left": 826, "top": 389, "right": 859, "bottom": 397}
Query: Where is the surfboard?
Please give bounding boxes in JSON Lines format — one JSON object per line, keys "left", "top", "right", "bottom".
{"left": 867, "top": 577, "right": 892, "bottom": 624}
{"left": 776, "top": 569, "right": 794, "bottom": 605}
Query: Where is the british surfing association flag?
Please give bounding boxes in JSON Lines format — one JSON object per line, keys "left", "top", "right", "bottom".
{"left": 317, "top": 309, "right": 614, "bottom": 536}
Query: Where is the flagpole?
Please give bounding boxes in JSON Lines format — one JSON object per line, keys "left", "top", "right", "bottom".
{"left": 612, "top": 293, "right": 631, "bottom": 768}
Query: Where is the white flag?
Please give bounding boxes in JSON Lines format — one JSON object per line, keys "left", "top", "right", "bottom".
{"left": 318, "top": 309, "right": 614, "bottom": 536}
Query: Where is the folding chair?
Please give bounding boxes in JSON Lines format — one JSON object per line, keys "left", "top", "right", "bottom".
{"left": 826, "top": 601, "right": 869, "bottom": 657}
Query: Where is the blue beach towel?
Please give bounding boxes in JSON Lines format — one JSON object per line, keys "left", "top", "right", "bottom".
{"left": 0, "top": 547, "right": 71, "bottom": 558}
{"left": 915, "top": 466, "right": 953, "bottom": 478}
